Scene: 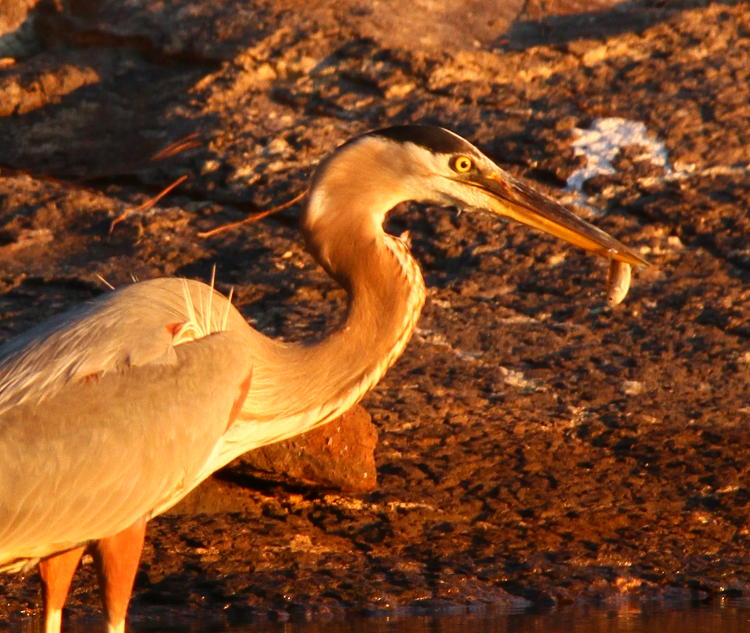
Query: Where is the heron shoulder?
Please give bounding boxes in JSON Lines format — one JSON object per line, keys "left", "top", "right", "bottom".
{"left": 0, "top": 277, "right": 252, "bottom": 416}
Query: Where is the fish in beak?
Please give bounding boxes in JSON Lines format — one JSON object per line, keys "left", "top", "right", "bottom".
{"left": 457, "top": 166, "right": 649, "bottom": 305}
{"left": 467, "top": 169, "right": 649, "bottom": 269}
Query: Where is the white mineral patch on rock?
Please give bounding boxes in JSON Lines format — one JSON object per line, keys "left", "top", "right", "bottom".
{"left": 566, "top": 117, "right": 672, "bottom": 194}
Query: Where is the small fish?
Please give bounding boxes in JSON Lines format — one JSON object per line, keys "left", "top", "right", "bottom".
{"left": 607, "top": 260, "right": 631, "bottom": 306}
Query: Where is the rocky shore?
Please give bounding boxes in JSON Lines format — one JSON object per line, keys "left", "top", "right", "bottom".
{"left": 1, "top": 1, "right": 748, "bottom": 628}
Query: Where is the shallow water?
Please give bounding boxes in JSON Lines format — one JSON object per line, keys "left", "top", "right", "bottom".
{"left": 14, "top": 599, "right": 750, "bottom": 633}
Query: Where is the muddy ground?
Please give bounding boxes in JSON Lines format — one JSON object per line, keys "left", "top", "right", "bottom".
{"left": 0, "top": 0, "right": 749, "bottom": 629}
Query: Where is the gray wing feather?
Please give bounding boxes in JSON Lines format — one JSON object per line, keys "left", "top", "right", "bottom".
{"left": 0, "top": 278, "right": 246, "bottom": 415}
{"left": 0, "top": 278, "right": 254, "bottom": 571}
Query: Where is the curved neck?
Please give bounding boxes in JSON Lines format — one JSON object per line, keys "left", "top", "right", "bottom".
{"left": 233, "top": 156, "right": 426, "bottom": 449}
{"left": 308, "top": 230, "right": 426, "bottom": 403}
{"left": 285, "top": 223, "right": 426, "bottom": 426}
{"left": 295, "top": 142, "right": 427, "bottom": 419}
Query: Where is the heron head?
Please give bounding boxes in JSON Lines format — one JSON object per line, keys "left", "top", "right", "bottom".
{"left": 359, "top": 125, "right": 649, "bottom": 268}
{"left": 303, "top": 125, "right": 648, "bottom": 275}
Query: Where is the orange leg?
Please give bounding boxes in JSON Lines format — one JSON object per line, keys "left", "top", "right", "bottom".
{"left": 92, "top": 518, "right": 147, "bottom": 633}
{"left": 39, "top": 546, "right": 85, "bottom": 633}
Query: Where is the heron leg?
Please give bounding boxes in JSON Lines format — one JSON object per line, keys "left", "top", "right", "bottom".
{"left": 92, "top": 517, "right": 147, "bottom": 633}
{"left": 38, "top": 545, "right": 86, "bottom": 633}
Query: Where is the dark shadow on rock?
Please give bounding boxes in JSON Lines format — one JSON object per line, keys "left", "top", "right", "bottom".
{"left": 506, "top": 0, "right": 746, "bottom": 49}
{"left": 0, "top": 50, "right": 214, "bottom": 179}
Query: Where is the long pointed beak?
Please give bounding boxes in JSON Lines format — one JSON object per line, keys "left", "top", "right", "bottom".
{"left": 469, "top": 171, "right": 650, "bottom": 268}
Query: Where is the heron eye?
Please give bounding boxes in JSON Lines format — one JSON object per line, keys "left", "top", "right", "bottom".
{"left": 451, "top": 155, "right": 474, "bottom": 174}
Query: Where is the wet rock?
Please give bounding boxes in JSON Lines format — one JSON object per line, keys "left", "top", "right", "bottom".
{"left": 236, "top": 404, "right": 378, "bottom": 493}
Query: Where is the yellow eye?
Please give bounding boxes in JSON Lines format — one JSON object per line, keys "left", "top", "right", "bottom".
{"left": 451, "top": 155, "right": 474, "bottom": 173}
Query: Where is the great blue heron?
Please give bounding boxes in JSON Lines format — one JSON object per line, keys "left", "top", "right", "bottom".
{"left": 0, "top": 125, "right": 648, "bottom": 633}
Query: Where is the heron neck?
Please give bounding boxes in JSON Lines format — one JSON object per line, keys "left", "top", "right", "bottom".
{"left": 329, "top": 230, "right": 426, "bottom": 388}
{"left": 234, "top": 225, "right": 426, "bottom": 449}
{"left": 298, "top": 228, "right": 426, "bottom": 421}
{"left": 227, "top": 142, "right": 427, "bottom": 456}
